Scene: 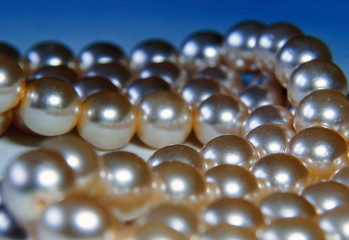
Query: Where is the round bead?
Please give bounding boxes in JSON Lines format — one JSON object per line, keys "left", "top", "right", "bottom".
{"left": 128, "top": 222, "right": 187, "bottom": 240}
{"left": 288, "top": 59, "right": 347, "bottom": 107}
{"left": 201, "top": 224, "right": 257, "bottom": 240}
{"left": 19, "top": 77, "right": 81, "bottom": 136}
{"left": 0, "top": 42, "right": 21, "bottom": 63}
{"left": 0, "top": 55, "right": 25, "bottom": 113}
{"left": 331, "top": 166, "right": 349, "bottom": 188}
{"left": 275, "top": 35, "right": 332, "bottom": 87}
{"left": 30, "top": 65, "right": 78, "bottom": 85}
{"left": 223, "top": 20, "right": 265, "bottom": 72}
{"left": 137, "top": 91, "right": 192, "bottom": 149}
{"left": 286, "top": 126, "right": 349, "bottom": 180}
{"left": 0, "top": 110, "right": 13, "bottom": 136}
{"left": 77, "top": 91, "right": 137, "bottom": 150}
{"left": 194, "top": 94, "right": 249, "bottom": 144}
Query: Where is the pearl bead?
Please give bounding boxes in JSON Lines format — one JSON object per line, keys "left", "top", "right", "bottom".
{"left": 200, "top": 134, "right": 260, "bottom": 169}
{"left": 205, "top": 164, "right": 259, "bottom": 200}
{"left": 30, "top": 65, "right": 78, "bottom": 85}
{"left": 0, "top": 110, "right": 13, "bottom": 136}
{"left": 147, "top": 144, "right": 205, "bottom": 172}
{"left": 201, "top": 224, "right": 257, "bottom": 240}
{"left": 257, "top": 217, "right": 326, "bottom": 240}
{"left": 287, "top": 126, "right": 348, "bottom": 180}
{"left": 331, "top": 166, "right": 349, "bottom": 188}
{"left": 301, "top": 181, "right": 349, "bottom": 215}
{"left": 179, "top": 31, "right": 223, "bottom": 73}
{"left": 247, "top": 73, "right": 284, "bottom": 90}
{"left": 100, "top": 151, "right": 152, "bottom": 222}
{"left": 19, "top": 77, "right": 81, "bottom": 136}
{"left": 128, "top": 222, "right": 187, "bottom": 240}
{"left": 0, "top": 42, "right": 21, "bottom": 63}
{"left": 129, "top": 39, "right": 177, "bottom": 71}
{"left": 251, "top": 153, "right": 312, "bottom": 193}
{"left": 194, "top": 94, "right": 249, "bottom": 144}
{"left": 223, "top": 20, "right": 265, "bottom": 72}
{"left": 0, "top": 56, "right": 25, "bottom": 113}
{"left": 137, "top": 91, "right": 192, "bottom": 149}
{"left": 2, "top": 149, "right": 76, "bottom": 228}
{"left": 37, "top": 194, "right": 121, "bottom": 240}
{"left": 288, "top": 59, "right": 347, "bottom": 107}
{"left": 77, "top": 91, "right": 137, "bottom": 150}
{"left": 294, "top": 89, "right": 349, "bottom": 141}
{"left": 246, "top": 124, "right": 295, "bottom": 157}
{"left": 275, "top": 36, "right": 332, "bottom": 87}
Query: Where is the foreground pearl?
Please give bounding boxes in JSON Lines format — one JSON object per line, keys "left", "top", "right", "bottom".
{"left": 137, "top": 91, "right": 192, "bottom": 149}
{"left": 30, "top": 65, "right": 79, "bottom": 85}
{"left": 77, "top": 91, "right": 137, "bottom": 150}
{"left": 0, "top": 110, "right": 13, "bottom": 136}
{"left": 201, "top": 224, "right": 257, "bottom": 240}
{"left": 128, "top": 222, "right": 187, "bottom": 240}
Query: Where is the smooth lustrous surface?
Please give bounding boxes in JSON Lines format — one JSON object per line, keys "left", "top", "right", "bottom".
{"left": 30, "top": 65, "right": 78, "bottom": 85}
{"left": 128, "top": 222, "right": 187, "bottom": 240}
{"left": 0, "top": 110, "right": 13, "bottom": 136}
{"left": 201, "top": 224, "right": 257, "bottom": 240}
{"left": 78, "top": 91, "right": 137, "bottom": 150}
{"left": 19, "top": 77, "right": 81, "bottom": 136}
{"left": 331, "top": 166, "right": 349, "bottom": 188}
{"left": 137, "top": 91, "right": 192, "bottom": 149}
{"left": 194, "top": 94, "right": 249, "bottom": 144}
{"left": 0, "top": 42, "right": 21, "bottom": 63}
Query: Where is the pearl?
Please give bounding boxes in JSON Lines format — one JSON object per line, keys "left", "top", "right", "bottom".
{"left": 202, "top": 224, "right": 257, "bottom": 240}
{"left": 2, "top": 149, "right": 76, "bottom": 228}
{"left": 247, "top": 73, "right": 284, "bottom": 90}
{"left": 137, "top": 91, "right": 192, "bottom": 149}
{"left": 0, "top": 55, "right": 25, "bottom": 113}
{"left": 287, "top": 126, "right": 348, "bottom": 180}
{"left": 129, "top": 39, "right": 177, "bottom": 71}
{"left": 29, "top": 65, "right": 79, "bottom": 85}
{"left": 251, "top": 153, "right": 312, "bottom": 193}
{"left": 0, "top": 110, "right": 13, "bottom": 136}
{"left": 331, "top": 166, "right": 349, "bottom": 188}
{"left": 125, "top": 76, "right": 171, "bottom": 105}
{"left": 205, "top": 164, "right": 259, "bottom": 200}
{"left": 19, "top": 77, "right": 81, "bottom": 136}
{"left": 288, "top": 59, "right": 347, "bottom": 107}
{"left": 275, "top": 36, "right": 332, "bottom": 87}
{"left": 128, "top": 222, "right": 187, "bottom": 240}
{"left": 77, "top": 91, "right": 137, "bottom": 150}
{"left": 0, "top": 42, "right": 21, "bottom": 63}
{"left": 246, "top": 124, "right": 295, "bottom": 157}
{"left": 257, "top": 217, "right": 326, "bottom": 240}
{"left": 37, "top": 194, "right": 121, "bottom": 240}
{"left": 147, "top": 144, "right": 205, "bottom": 172}
{"left": 100, "top": 151, "right": 152, "bottom": 222}
{"left": 194, "top": 94, "right": 249, "bottom": 144}
{"left": 301, "top": 181, "right": 349, "bottom": 215}
{"left": 200, "top": 134, "right": 260, "bottom": 169}
{"left": 223, "top": 20, "right": 265, "bottom": 72}
{"left": 179, "top": 31, "right": 223, "bottom": 73}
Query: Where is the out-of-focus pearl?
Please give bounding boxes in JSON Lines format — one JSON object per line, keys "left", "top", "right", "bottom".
{"left": 19, "top": 77, "right": 81, "bottom": 136}
{"left": 223, "top": 21, "right": 265, "bottom": 72}
{"left": 137, "top": 91, "right": 192, "bottom": 149}
{"left": 125, "top": 76, "right": 171, "bottom": 105}
{"left": 202, "top": 198, "right": 264, "bottom": 229}
{"left": 201, "top": 224, "right": 257, "bottom": 240}
{"left": 179, "top": 31, "right": 223, "bottom": 73}
{"left": 77, "top": 91, "right": 137, "bottom": 150}
{"left": 200, "top": 134, "right": 260, "bottom": 170}
{"left": 251, "top": 153, "right": 312, "bottom": 193}
{"left": 331, "top": 166, "right": 349, "bottom": 188}
{"left": 0, "top": 42, "right": 21, "bottom": 63}
{"left": 194, "top": 94, "right": 249, "bottom": 144}
{"left": 294, "top": 89, "right": 349, "bottom": 141}
{"left": 37, "top": 194, "right": 121, "bottom": 240}
{"left": 257, "top": 217, "right": 326, "bottom": 240}
{"left": 2, "top": 149, "right": 76, "bottom": 228}
{"left": 246, "top": 124, "right": 295, "bottom": 157}
{"left": 288, "top": 59, "right": 347, "bottom": 107}
{"left": 29, "top": 65, "right": 78, "bottom": 85}
{"left": 301, "top": 181, "right": 349, "bottom": 215}
{"left": 286, "top": 126, "right": 349, "bottom": 180}
{"left": 242, "top": 104, "right": 294, "bottom": 136}
{"left": 205, "top": 164, "right": 259, "bottom": 200}
{"left": 78, "top": 41, "right": 125, "bottom": 72}
{"left": 147, "top": 144, "right": 205, "bottom": 172}
{"left": 128, "top": 222, "right": 187, "bottom": 240}
{"left": 258, "top": 192, "right": 316, "bottom": 223}
{"left": 0, "top": 110, "right": 13, "bottom": 136}
{"left": 129, "top": 39, "right": 177, "bottom": 71}
{"left": 255, "top": 23, "right": 302, "bottom": 75}
{"left": 100, "top": 151, "right": 152, "bottom": 222}
{"left": 0, "top": 56, "right": 25, "bottom": 113}
{"left": 39, "top": 134, "right": 100, "bottom": 189}
{"left": 275, "top": 36, "right": 332, "bottom": 87}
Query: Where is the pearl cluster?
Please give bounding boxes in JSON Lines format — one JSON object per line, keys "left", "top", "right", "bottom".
{"left": 1, "top": 20, "right": 349, "bottom": 239}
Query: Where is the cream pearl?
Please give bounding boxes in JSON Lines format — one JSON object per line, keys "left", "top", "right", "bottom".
{"left": 194, "top": 94, "right": 249, "bottom": 144}
{"left": 30, "top": 65, "right": 78, "bottom": 85}
{"left": 0, "top": 110, "right": 13, "bottom": 136}
{"left": 0, "top": 55, "right": 25, "bottom": 113}
{"left": 18, "top": 77, "right": 81, "bottom": 136}
{"left": 331, "top": 166, "right": 349, "bottom": 188}
{"left": 128, "top": 222, "right": 187, "bottom": 240}
{"left": 137, "top": 91, "right": 192, "bottom": 149}
{"left": 77, "top": 91, "right": 137, "bottom": 150}
{"left": 201, "top": 224, "right": 257, "bottom": 240}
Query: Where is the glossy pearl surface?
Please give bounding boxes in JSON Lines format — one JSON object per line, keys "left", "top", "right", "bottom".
{"left": 128, "top": 222, "right": 187, "bottom": 240}
{"left": 78, "top": 91, "right": 137, "bottom": 150}
{"left": 288, "top": 59, "right": 347, "bottom": 107}
{"left": 194, "top": 94, "right": 249, "bottom": 144}
{"left": 0, "top": 42, "right": 21, "bottom": 63}
{"left": 30, "top": 65, "right": 78, "bottom": 85}
{"left": 201, "top": 224, "right": 257, "bottom": 240}
{"left": 275, "top": 36, "right": 332, "bottom": 87}
{"left": 331, "top": 166, "right": 349, "bottom": 188}
{"left": 137, "top": 91, "right": 192, "bottom": 149}
{"left": 0, "top": 110, "right": 13, "bottom": 136}
{"left": 19, "top": 77, "right": 81, "bottom": 136}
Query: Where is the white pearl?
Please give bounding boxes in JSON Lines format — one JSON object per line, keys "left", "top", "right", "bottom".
{"left": 201, "top": 224, "right": 257, "bottom": 240}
